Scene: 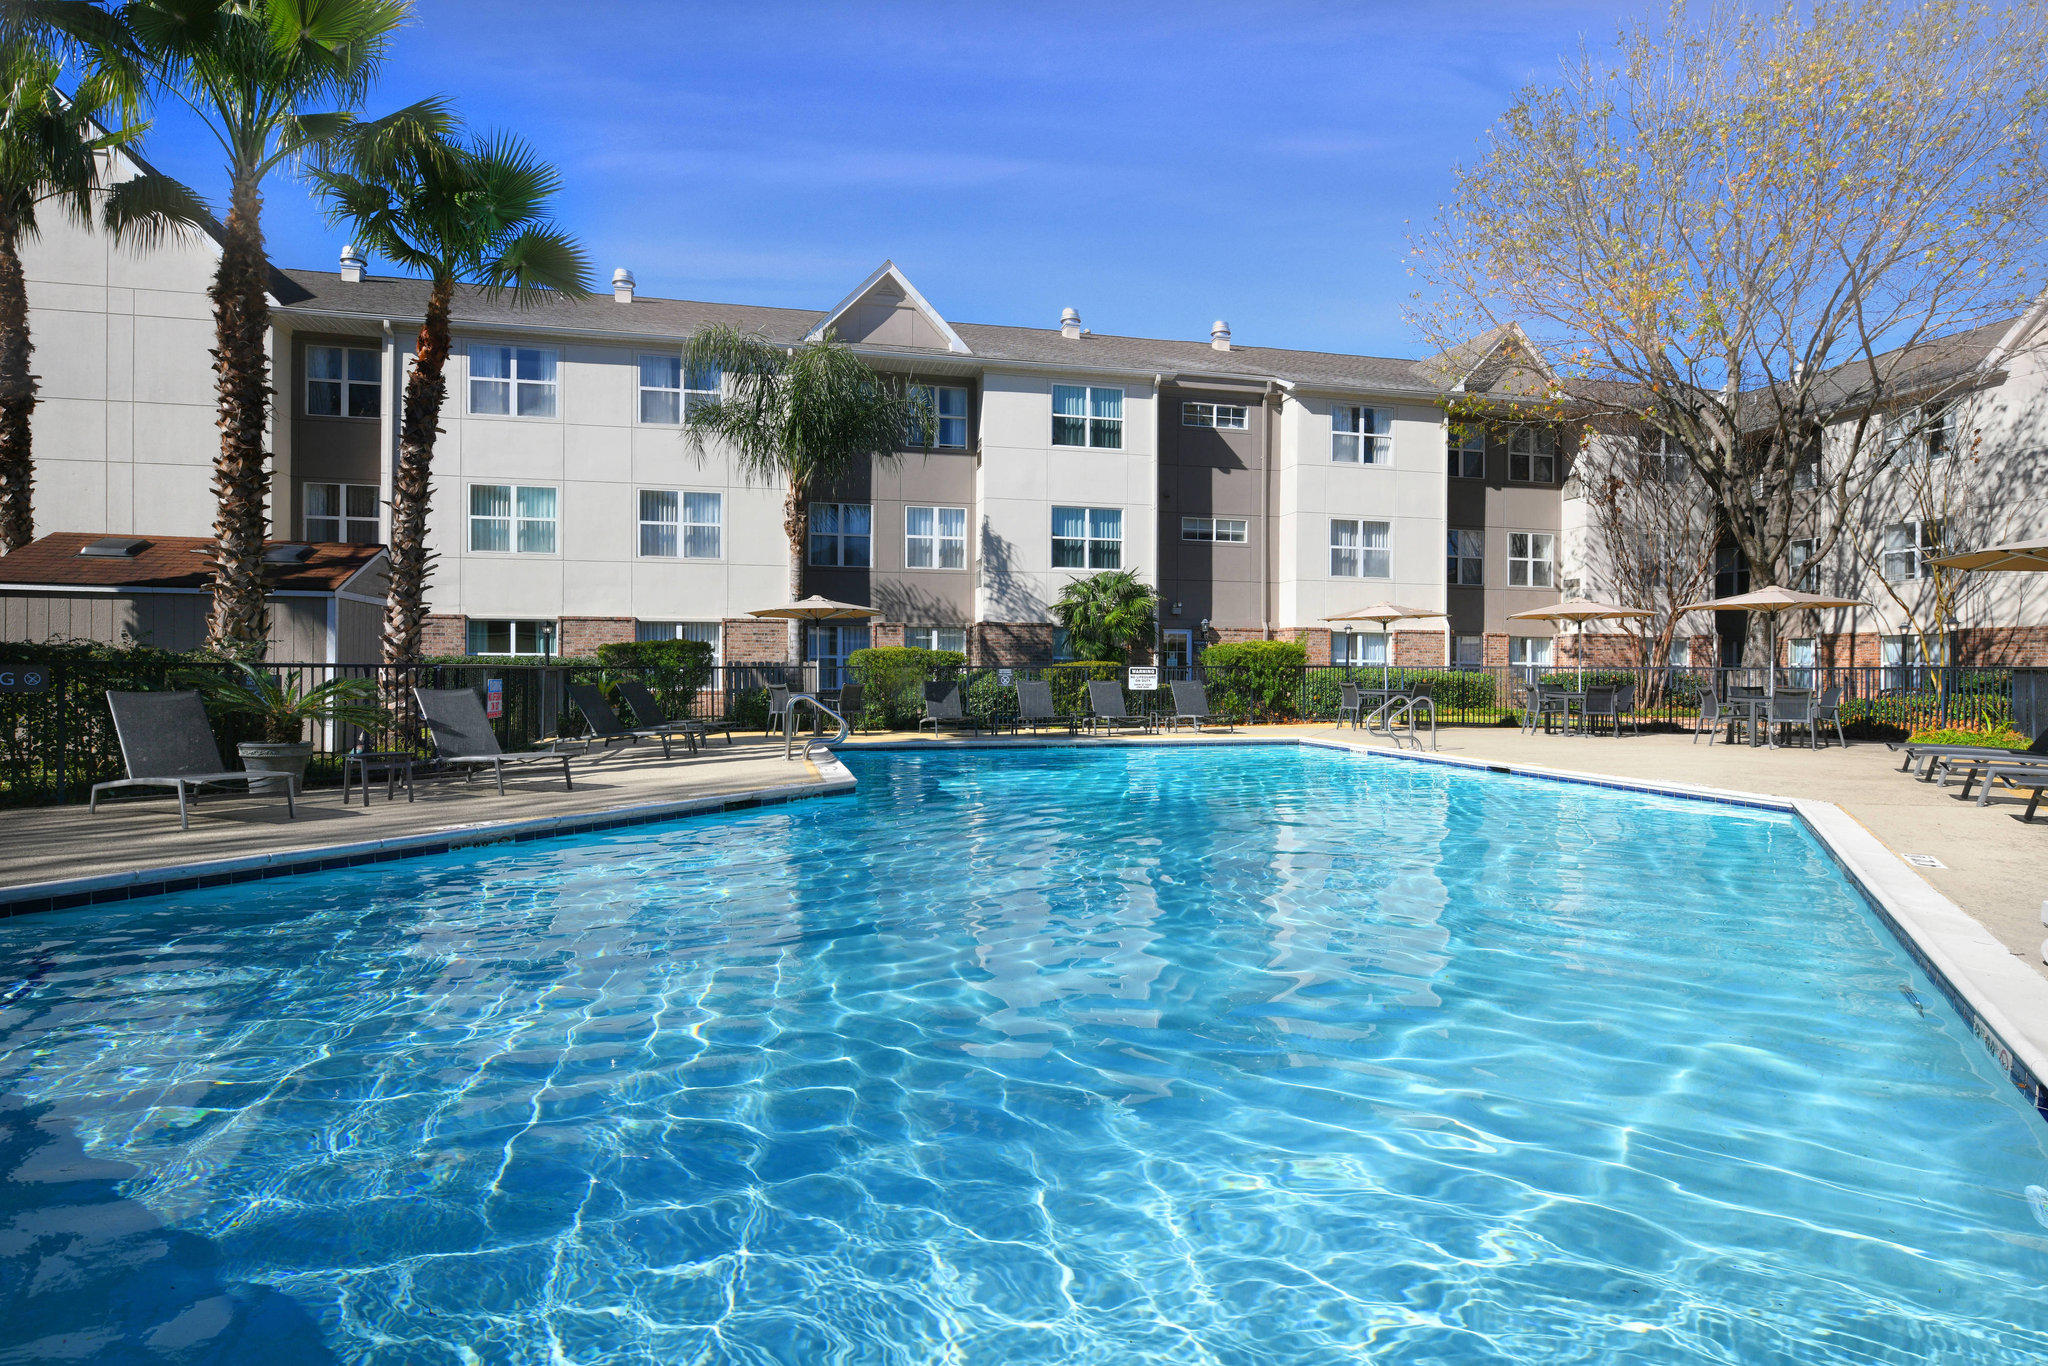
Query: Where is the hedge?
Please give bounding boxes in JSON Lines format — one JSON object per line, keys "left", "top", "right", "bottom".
{"left": 593, "top": 639, "right": 715, "bottom": 718}
{"left": 847, "top": 646, "right": 968, "bottom": 728}
{"left": 1200, "top": 640, "right": 1306, "bottom": 720}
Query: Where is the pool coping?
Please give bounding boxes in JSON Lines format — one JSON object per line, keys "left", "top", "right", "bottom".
{"left": 7, "top": 733, "right": 2044, "bottom": 1126}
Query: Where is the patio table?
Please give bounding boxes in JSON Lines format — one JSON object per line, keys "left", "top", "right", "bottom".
{"left": 342, "top": 749, "right": 417, "bottom": 806}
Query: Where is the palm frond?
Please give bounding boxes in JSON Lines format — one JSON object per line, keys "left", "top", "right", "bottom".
{"left": 482, "top": 224, "right": 590, "bottom": 301}
{"left": 100, "top": 166, "right": 211, "bottom": 250}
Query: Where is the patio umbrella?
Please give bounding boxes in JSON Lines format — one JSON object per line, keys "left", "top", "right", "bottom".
{"left": 747, "top": 596, "right": 880, "bottom": 677}
{"left": 1506, "top": 599, "right": 1656, "bottom": 688}
{"left": 1926, "top": 537, "right": 2048, "bottom": 573}
{"left": 1324, "top": 604, "right": 1443, "bottom": 692}
{"left": 1673, "top": 586, "right": 1866, "bottom": 699}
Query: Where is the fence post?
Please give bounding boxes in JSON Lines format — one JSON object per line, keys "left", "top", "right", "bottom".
{"left": 52, "top": 659, "right": 67, "bottom": 804}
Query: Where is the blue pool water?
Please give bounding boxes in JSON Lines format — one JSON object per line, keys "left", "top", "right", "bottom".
{"left": 2, "top": 745, "right": 2046, "bottom": 1364}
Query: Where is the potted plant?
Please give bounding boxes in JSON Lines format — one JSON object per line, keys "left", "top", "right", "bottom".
{"left": 189, "top": 661, "right": 385, "bottom": 794}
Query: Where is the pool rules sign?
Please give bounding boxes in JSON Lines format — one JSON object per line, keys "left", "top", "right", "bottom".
{"left": 1127, "top": 666, "right": 1159, "bottom": 690}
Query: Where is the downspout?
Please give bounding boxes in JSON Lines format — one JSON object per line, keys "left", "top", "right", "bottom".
{"left": 1263, "top": 382, "right": 1283, "bottom": 640}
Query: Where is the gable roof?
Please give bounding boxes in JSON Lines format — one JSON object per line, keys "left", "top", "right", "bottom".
{"left": 0, "top": 534, "right": 383, "bottom": 593}
{"left": 807, "top": 261, "right": 970, "bottom": 354}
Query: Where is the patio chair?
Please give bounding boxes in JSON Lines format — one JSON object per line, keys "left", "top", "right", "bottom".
{"left": 1691, "top": 688, "right": 1737, "bottom": 745}
{"left": 566, "top": 681, "right": 696, "bottom": 761}
{"left": 1522, "top": 683, "right": 1574, "bottom": 736}
{"left": 1894, "top": 725, "right": 2047, "bottom": 778}
{"left": 1084, "top": 679, "right": 1153, "bottom": 736}
{"left": 615, "top": 678, "right": 731, "bottom": 748}
{"left": 89, "top": 690, "right": 297, "bottom": 831}
{"left": 1814, "top": 685, "right": 1848, "bottom": 749}
{"left": 919, "top": 681, "right": 989, "bottom": 735}
{"left": 413, "top": 687, "right": 574, "bottom": 794}
{"left": 1168, "top": 678, "right": 1234, "bottom": 733}
{"left": 1015, "top": 679, "right": 1077, "bottom": 735}
{"left": 834, "top": 681, "right": 866, "bottom": 735}
{"left": 764, "top": 684, "right": 791, "bottom": 736}
{"left": 1766, "top": 692, "right": 1820, "bottom": 749}
{"left": 1579, "top": 686, "right": 1625, "bottom": 737}
{"left": 1339, "top": 681, "right": 1365, "bottom": 729}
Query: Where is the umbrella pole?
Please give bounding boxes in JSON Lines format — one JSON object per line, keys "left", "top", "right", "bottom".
{"left": 1382, "top": 624, "right": 1390, "bottom": 693}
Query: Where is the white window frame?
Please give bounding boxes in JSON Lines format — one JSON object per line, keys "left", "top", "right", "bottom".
{"left": 1052, "top": 506, "right": 1123, "bottom": 569}
{"left": 808, "top": 502, "right": 872, "bottom": 568}
{"left": 1789, "top": 536, "right": 1818, "bottom": 591}
{"left": 1181, "top": 516, "right": 1248, "bottom": 544}
{"left": 1051, "top": 384, "right": 1123, "bottom": 449}
{"left": 1508, "top": 636, "right": 1553, "bottom": 679}
{"left": 904, "top": 626, "right": 968, "bottom": 653}
{"left": 1447, "top": 422, "right": 1485, "bottom": 479}
{"left": 638, "top": 489, "right": 723, "bottom": 559}
{"left": 1447, "top": 529, "right": 1483, "bottom": 586}
{"left": 305, "top": 343, "right": 380, "bottom": 419}
{"left": 466, "top": 619, "right": 555, "bottom": 657}
{"left": 1882, "top": 520, "right": 1939, "bottom": 582}
{"left": 636, "top": 355, "right": 720, "bottom": 426}
{"left": 1507, "top": 426, "right": 1557, "bottom": 483}
{"left": 907, "top": 385, "right": 970, "bottom": 448}
{"left": 303, "top": 481, "right": 380, "bottom": 544}
{"left": 1507, "top": 531, "right": 1555, "bottom": 588}
{"left": 467, "top": 343, "right": 559, "bottom": 418}
{"left": 468, "top": 483, "right": 559, "bottom": 555}
{"left": 1182, "top": 401, "right": 1248, "bottom": 430}
{"left": 1333, "top": 632, "right": 1387, "bottom": 667}
{"left": 1329, "top": 518, "right": 1392, "bottom": 579}
{"left": 1332, "top": 405, "right": 1392, "bottom": 465}
{"left": 904, "top": 505, "right": 968, "bottom": 570}
{"left": 636, "top": 619, "right": 722, "bottom": 667}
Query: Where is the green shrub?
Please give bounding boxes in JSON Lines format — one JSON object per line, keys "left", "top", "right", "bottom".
{"left": 1201, "top": 640, "right": 1307, "bottom": 720}
{"left": 594, "top": 639, "right": 715, "bottom": 718}
{"left": 1538, "top": 670, "right": 1639, "bottom": 691}
{"left": 730, "top": 687, "right": 772, "bottom": 732}
{"left": 1905, "top": 725, "right": 2031, "bottom": 749}
{"left": 1034, "top": 662, "right": 1123, "bottom": 718}
{"left": 848, "top": 646, "right": 969, "bottom": 728}
{"left": 967, "top": 674, "right": 1018, "bottom": 723}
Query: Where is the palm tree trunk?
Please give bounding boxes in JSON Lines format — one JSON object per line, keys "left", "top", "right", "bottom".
{"left": 380, "top": 277, "right": 455, "bottom": 728}
{"left": 0, "top": 218, "right": 34, "bottom": 553}
{"left": 205, "top": 177, "right": 273, "bottom": 657}
{"left": 783, "top": 484, "right": 806, "bottom": 667}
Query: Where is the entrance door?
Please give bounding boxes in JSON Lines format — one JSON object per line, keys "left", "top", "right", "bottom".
{"left": 1162, "top": 629, "right": 1192, "bottom": 669}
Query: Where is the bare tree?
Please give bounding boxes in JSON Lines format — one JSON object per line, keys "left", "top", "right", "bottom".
{"left": 1577, "top": 425, "right": 1720, "bottom": 691}
{"left": 1413, "top": 0, "right": 2048, "bottom": 662}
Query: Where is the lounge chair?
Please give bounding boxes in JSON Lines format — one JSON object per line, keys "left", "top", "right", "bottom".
{"left": 1893, "top": 725, "right": 2048, "bottom": 778}
{"left": 1168, "top": 678, "right": 1234, "bottom": 733}
{"left": 89, "top": 690, "right": 296, "bottom": 831}
{"left": 413, "top": 687, "right": 574, "bottom": 793}
{"left": 1960, "top": 761, "right": 2047, "bottom": 820}
{"left": 1014, "top": 679, "right": 1076, "bottom": 735}
{"left": 615, "top": 677, "right": 731, "bottom": 747}
{"left": 919, "top": 681, "right": 990, "bottom": 735}
{"left": 1940, "top": 751, "right": 2048, "bottom": 804}
{"left": 1084, "top": 680, "right": 1152, "bottom": 736}
{"left": 566, "top": 681, "right": 696, "bottom": 760}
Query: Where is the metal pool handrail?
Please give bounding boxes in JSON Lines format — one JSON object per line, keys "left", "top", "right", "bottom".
{"left": 1391, "top": 695, "right": 1438, "bottom": 750}
{"left": 783, "top": 693, "right": 849, "bottom": 761}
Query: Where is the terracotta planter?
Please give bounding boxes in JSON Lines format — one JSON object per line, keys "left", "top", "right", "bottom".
{"left": 236, "top": 741, "right": 314, "bottom": 795}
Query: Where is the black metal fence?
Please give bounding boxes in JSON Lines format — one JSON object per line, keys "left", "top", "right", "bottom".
{"left": 0, "top": 655, "right": 2019, "bottom": 808}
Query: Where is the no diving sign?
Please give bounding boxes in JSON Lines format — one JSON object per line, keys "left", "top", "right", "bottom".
{"left": 0, "top": 666, "right": 49, "bottom": 693}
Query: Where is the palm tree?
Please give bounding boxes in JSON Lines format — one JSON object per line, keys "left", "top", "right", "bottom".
{"left": 0, "top": 30, "right": 206, "bottom": 551}
{"left": 312, "top": 118, "right": 589, "bottom": 679}
{"left": 679, "top": 325, "right": 921, "bottom": 662}
{"left": 113, "top": 0, "right": 410, "bottom": 657}
{"left": 1052, "top": 568, "right": 1158, "bottom": 663}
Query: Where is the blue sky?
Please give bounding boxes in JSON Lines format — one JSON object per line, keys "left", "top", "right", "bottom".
{"left": 139, "top": 0, "right": 1641, "bottom": 358}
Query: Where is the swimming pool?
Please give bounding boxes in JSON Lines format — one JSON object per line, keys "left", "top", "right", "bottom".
{"left": 2, "top": 745, "right": 2045, "bottom": 1363}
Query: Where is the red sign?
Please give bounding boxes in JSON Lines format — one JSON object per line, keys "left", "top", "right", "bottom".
{"left": 485, "top": 678, "right": 503, "bottom": 719}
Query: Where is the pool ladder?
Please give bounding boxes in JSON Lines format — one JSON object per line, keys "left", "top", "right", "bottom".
{"left": 1363, "top": 695, "right": 1437, "bottom": 751}
{"left": 783, "top": 693, "right": 849, "bottom": 762}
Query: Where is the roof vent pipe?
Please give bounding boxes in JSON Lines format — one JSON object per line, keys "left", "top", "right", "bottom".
{"left": 612, "top": 267, "right": 635, "bottom": 303}
{"left": 1060, "top": 307, "right": 1082, "bottom": 340}
{"left": 1211, "top": 319, "right": 1232, "bottom": 351}
{"left": 339, "top": 243, "right": 366, "bottom": 284}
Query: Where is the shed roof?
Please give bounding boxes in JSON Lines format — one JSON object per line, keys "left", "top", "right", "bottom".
{"left": 0, "top": 534, "right": 383, "bottom": 593}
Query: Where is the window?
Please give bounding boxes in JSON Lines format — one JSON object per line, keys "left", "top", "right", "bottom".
{"left": 1639, "top": 431, "right": 1686, "bottom": 482}
{"left": 1887, "top": 403, "right": 1955, "bottom": 463}
{"left": 1182, "top": 401, "right": 1248, "bottom": 429}
{"left": 808, "top": 503, "right": 872, "bottom": 568}
{"left": 1446, "top": 529, "right": 1483, "bottom": 586}
{"left": 1052, "top": 506, "right": 1122, "bottom": 569}
{"left": 305, "top": 344, "right": 379, "bottom": 418}
{"left": 1507, "top": 532, "right": 1555, "bottom": 588}
{"left": 1789, "top": 537, "right": 1818, "bottom": 591}
{"left": 1332, "top": 405, "right": 1392, "bottom": 464}
{"left": 468, "top": 484, "right": 557, "bottom": 554}
{"left": 468, "top": 344, "right": 558, "bottom": 417}
{"left": 1508, "top": 426, "right": 1557, "bottom": 483}
{"left": 304, "top": 482, "right": 379, "bottom": 544}
{"left": 1452, "top": 634, "right": 1483, "bottom": 667}
{"left": 636, "top": 620, "right": 721, "bottom": 666}
{"left": 1882, "top": 520, "right": 1940, "bottom": 582}
{"left": 1332, "top": 632, "right": 1387, "bottom": 668}
{"left": 639, "top": 490, "right": 722, "bottom": 559}
{"left": 1052, "top": 384, "right": 1122, "bottom": 449}
{"left": 1508, "top": 636, "right": 1553, "bottom": 679}
{"left": 1447, "top": 422, "right": 1485, "bottom": 479}
{"left": 905, "top": 506, "right": 968, "bottom": 569}
{"left": 907, "top": 385, "right": 969, "bottom": 448}
{"left": 1787, "top": 636, "right": 1816, "bottom": 689}
{"left": 807, "top": 623, "right": 870, "bottom": 689}
{"left": 1181, "top": 516, "right": 1248, "bottom": 544}
{"left": 1329, "top": 519, "right": 1392, "bottom": 578}
{"left": 905, "top": 626, "right": 967, "bottom": 653}
{"left": 1714, "top": 544, "right": 1749, "bottom": 598}
{"left": 466, "top": 619, "right": 554, "bottom": 656}
{"left": 637, "top": 356, "right": 720, "bottom": 425}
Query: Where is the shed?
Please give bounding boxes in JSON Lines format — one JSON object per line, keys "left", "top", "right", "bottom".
{"left": 0, "top": 533, "right": 389, "bottom": 662}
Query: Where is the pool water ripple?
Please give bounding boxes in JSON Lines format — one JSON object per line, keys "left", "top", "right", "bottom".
{"left": 2, "top": 745, "right": 2046, "bottom": 1363}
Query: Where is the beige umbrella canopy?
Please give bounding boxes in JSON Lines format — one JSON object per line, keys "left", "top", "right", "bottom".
{"left": 1926, "top": 538, "right": 2048, "bottom": 573}
{"left": 1507, "top": 599, "right": 1656, "bottom": 687}
{"left": 1324, "top": 604, "right": 1443, "bottom": 690}
{"left": 748, "top": 596, "right": 880, "bottom": 674}
{"left": 1674, "top": 587, "right": 1868, "bottom": 697}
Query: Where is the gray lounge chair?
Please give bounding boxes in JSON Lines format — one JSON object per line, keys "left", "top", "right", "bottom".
{"left": 1961, "top": 761, "right": 2046, "bottom": 820}
{"left": 566, "top": 681, "right": 696, "bottom": 760}
{"left": 919, "top": 681, "right": 989, "bottom": 734}
{"left": 615, "top": 677, "right": 731, "bottom": 747}
{"left": 1015, "top": 679, "right": 1076, "bottom": 735}
{"left": 413, "top": 687, "right": 573, "bottom": 793}
{"left": 1168, "top": 678, "right": 1233, "bottom": 733}
{"left": 90, "top": 690, "right": 296, "bottom": 830}
{"left": 1894, "top": 725, "right": 2048, "bottom": 777}
{"left": 1942, "top": 751, "right": 2048, "bottom": 805}
{"left": 1085, "top": 679, "right": 1152, "bottom": 735}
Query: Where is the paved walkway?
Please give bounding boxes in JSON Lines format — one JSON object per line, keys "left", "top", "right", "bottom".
{"left": 0, "top": 736, "right": 825, "bottom": 901}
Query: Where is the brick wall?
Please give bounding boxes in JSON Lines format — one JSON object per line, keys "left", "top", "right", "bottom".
{"left": 723, "top": 616, "right": 790, "bottom": 664}
{"left": 869, "top": 622, "right": 907, "bottom": 650}
{"left": 1295, "top": 628, "right": 1332, "bottom": 665}
{"left": 422, "top": 614, "right": 465, "bottom": 656}
{"left": 1482, "top": 632, "right": 1510, "bottom": 668}
{"left": 975, "top": 621, "right": 1059, "bottom": 665}
{"left": 1392, "top": 630, "right": 1445, "bottom": 666}
{"left": 559, "top": 617, "right": 634, "bottom": 656}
